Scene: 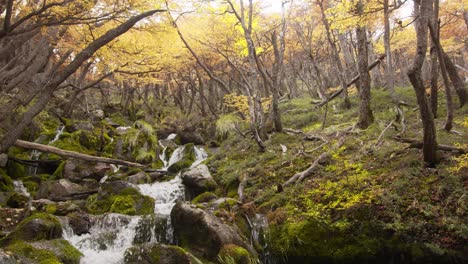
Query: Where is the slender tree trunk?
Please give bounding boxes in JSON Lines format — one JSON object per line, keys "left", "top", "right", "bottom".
{"left": 356, "top": 1, "right": 374, "bottom": 129}
{"left": 429, "top": 0, "right": 439, "bottom": 117}
{"left": 383, "top": 0, "right": 397, "bottom": 101}
{"left": 442, "top": 51, "right": 467, "bottom": 108}
{"left": 429, "top": 23, "right": 453, "bottom": 131}
{"left": 407, "top": 0, "right": 437, "bottom": 167}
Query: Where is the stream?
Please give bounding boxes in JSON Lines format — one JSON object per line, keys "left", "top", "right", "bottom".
{"left": 61, "top": 135, "right": 208, "bottom": 264}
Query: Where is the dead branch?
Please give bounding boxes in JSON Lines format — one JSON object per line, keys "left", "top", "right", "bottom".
{"left": 393, "top": 137, "right": 466, "bottom": 154}
{"left": 283, "top": 152, "right": 330, "bottom": 186}
{"left": 14, "top": 140, "right": 145, "bottom": 167}
{"left": 375, "top": 120, "right": 394, "bottom": 147}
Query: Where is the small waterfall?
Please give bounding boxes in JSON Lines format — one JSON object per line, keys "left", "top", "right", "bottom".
{"left": 62, "top": 137, "right": 210, "bottom": 263}
{"left": 63, "top": 214, "right": 147, "bottom": 264}
{"left": 191, "top": 146, "right": 208, "bottom": 168}
{"left": 13, "top": 180, "right": 30, "bottom": 197}
{"left": 251, "top": 214, "right": 275, "bottom": 264}
{"left": 28, "top": 125, "right": 65, "bottom": 176}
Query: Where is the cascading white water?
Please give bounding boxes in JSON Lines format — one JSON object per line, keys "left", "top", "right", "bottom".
{"left": 63, "top": 214, "right": 144, "bottom": 264}
{"left": 50, "top": 125, "right": 65, "bottom": 144}
{"left": 191, "top": 146, "right": 208, "bottom": 168}
{"left": 13, "top": 180, "right": 30, "bottom": 197}
{"left": 63, "top": 135, "right": 210, "bottom": 264}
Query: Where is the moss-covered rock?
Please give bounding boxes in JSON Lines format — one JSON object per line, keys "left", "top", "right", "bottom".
{"left": 192, "top": 192, "right": 218, "bottom": 204}
{"left": 5, "top": 241, "right": 62, "bottom": 264}
{"left": 31, "top": 239, "right": 83, "bottom": 264}
{"left": 218, "top": 244, "right": 253, "bottom": 264}
{"left": 2, "top": 213, "right": 62, "bottom": 244}
{"left": 124, "top": 243, "right": 192, "bottom": 264}
{"left": 85, "top": 186, "right": 154, "bottom": 215}
{"left": 181, "top": 164, "right": 217, "bottom": 198}
{"left": 6, "top": 192, "right": 29, "bottom": 208}
{"left": 171, "top": 202, "right": 256, "bottom": 261}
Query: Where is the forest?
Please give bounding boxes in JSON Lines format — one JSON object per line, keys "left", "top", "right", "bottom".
{"left": 0, "top": 0, "right": 467, "bottom": 263}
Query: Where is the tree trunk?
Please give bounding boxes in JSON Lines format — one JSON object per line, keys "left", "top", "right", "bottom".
{"left": 356, "top": 1, "right": 374, "bottom": 129}
{"left": 442, "top": 51, "right": 467, "bottom": 108}
{"left": 429, "top": 0, "right": 439, "bottom": 118}
{"left": 428, "top": 23, "right": 453, "bottom": 131}
{"left": 407, "top": 0, "right": 437, "bottom": 167}
{"left": 383, "top": 0, "right": 397, "bottom": 101}
{"left": 0, "top": 9, "right": 165, "bottom": 153}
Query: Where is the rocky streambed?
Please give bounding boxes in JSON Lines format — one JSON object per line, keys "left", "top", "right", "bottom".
{"left": 0, "top": 134, "right": 269, "bottom": 264}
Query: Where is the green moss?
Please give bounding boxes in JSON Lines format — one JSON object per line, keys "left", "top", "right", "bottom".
{"left": 110, "top": 195, "right": 137, "bottom": 215}
{"left": 52, "top": 161, "right": 66, "bottom": 180}
{"left": 48, "top": 239, "right": 83, "bottom": 264}
{"left": 0, "top": 168, "right": 14, "bottom": 191}
{"left": 192, "top": 192, "right": 218, "bottom": 204}
{"left": 4, "top": 213, "right": 62, "bottom": 244}
{"left": 218, "top": 244, "right": 253, "bottom": 264}
{"left": 6, "top": 161, "right": 26, "bottom": 179}
{"left": 45, "top": 204, "right": 57, "bottom": 214}
{"left": 6, "top": 242, "right": 61, "bottom": 264}
{"left": 85, "top": 190, "right": 154, "bottom": 216}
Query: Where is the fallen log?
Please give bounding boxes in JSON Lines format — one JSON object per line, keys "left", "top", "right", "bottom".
{"left": 393, "top": 137, "right": 466, "bottom": 154}
{"left": 317, "top": 54, "right": 386, "bottom": 107}
{"left": 14, "top": 140, "right": 145, "bottom": 167}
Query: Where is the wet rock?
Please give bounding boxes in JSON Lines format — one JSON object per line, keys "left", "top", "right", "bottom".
{"left": 35, "top": 179, "right": 85, "bottom": 200}
{"left": 178, "top": 130, "right": 204, "bottom": 145}
{"left": 67, "top": 211, "right": 91, "bottom": 235}
{"left": 99, "top": 180, "right": 133, "bottom": 197}
{"left": 127, "top": 172, "right": 152, "bottom": 185}
{"left": 124, "top": 243, "right": 192, "bottom": 264}
{"left": 64, "top": 160, "right": 111, "bottom": 183}
{"left": 171, "top": 202, "right": 256, "bottom": 260}
{"left": 181, "top": 164, "right": 217, "bottom": 197}
{"left": 6, "top": 192, "right": 29, "bottom": 208}
{"left": 55, "top": 201, "right": 80, "bottom": 216}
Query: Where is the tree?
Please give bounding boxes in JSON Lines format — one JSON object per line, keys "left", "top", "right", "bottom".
{"left": 407, "top": 0, "right": 437, "bottom": 167}
{"left": 355, "top": 0, "right": 374, "bottom": 129}
{"left": 0, "top": 6, "right": 166, "bottom": 153}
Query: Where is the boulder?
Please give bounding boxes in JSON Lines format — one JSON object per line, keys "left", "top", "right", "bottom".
{"left": 124, "top": 243, "right": 193, "bottom": 264}
{"left": 181, "top": 164, "right": 217, "bottom": 197}
{"left": 64, "top": 160, "right": 112, "bottom": 183}
{"left": 171, "top": 202, "right": 256, "bottom": 260}
{"left": 31, "top": 239, "right": 82, "bottom": 264}
{"left": 35, "top": 179, "right": 85, "bottom": 200}
{"left": 85, "top": 183, "right": 154, "bottom": 215}
{"left": 67, "top": 211, "right": 91, "bottom": 235}
{"left": 0, "top": 208, "right": 27, "bottom": 232}
{"left": 4, "top": 213, "right": 62, "bottom": 243}
{"left": 127, "top": 172, "right": 152, "bottom": 185}
{"left": 178, "top": 130, "right": 204, "bottom": 145}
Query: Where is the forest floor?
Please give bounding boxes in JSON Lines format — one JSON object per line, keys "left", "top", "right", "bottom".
{"left": 207, "top": 87, "right": 468, "bottom": 262}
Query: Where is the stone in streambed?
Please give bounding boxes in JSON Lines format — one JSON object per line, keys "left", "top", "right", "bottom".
{"left": 170, "top": 202, "right": 256, "bottom": 261}
{"left": 124, "top": 243, "right": 192, "bottom": 264}
{"left": 181, "top": 164, "right": 217, "bottom": 197}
